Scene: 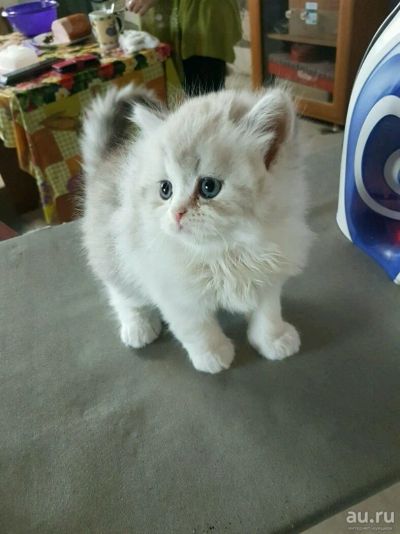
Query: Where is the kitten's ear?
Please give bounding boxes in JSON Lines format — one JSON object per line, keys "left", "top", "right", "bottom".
{"left": 241, "top": 88, "right": 296, "bottom": 169}
{"left": 131, "top": 94, "right": 165, "bottom": 131}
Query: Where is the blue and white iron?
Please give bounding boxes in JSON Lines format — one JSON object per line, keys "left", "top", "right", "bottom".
{"left": 337, "top": 4, "right": 400, "bottom": 284}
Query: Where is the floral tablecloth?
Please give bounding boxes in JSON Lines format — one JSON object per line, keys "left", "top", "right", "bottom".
{"left": 0, "top": 34, "right": 171, "bottom": 223}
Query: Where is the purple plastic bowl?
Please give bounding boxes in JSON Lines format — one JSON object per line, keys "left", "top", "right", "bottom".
{"left": 2, "top": 1, "right": 59, "bottom": 38}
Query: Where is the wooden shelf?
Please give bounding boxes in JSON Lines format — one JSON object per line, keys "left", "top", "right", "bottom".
{"left": 267, "top": 32, "right": 337, "bottom": 48}
{"left": 249, "top": 0, "right": 390, "bottom": 125}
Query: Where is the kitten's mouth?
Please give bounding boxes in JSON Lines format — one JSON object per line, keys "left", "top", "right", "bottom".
{"left": 177, "top": 224, "right": 192, "bottom": 235}
{"left": 174, "top": 218, "right": 192, "bottom": 234}
{"left": 166, "top": 220, "right": 213, "bottom": 243}
{"left": 168, "top": 221, "right": 191, "bottom": 236}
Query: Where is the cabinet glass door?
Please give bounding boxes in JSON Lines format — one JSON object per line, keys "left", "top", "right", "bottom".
{"left": 260, "top": 0, "right": 338, "bottom": 103}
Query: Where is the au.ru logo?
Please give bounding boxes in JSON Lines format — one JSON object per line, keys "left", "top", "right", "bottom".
{"left": 346, "top": 511, "right": 395, "bottom": 530}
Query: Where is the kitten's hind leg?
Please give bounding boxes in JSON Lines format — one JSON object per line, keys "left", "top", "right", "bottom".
{"left": 106, "top": 284, "right": 162, "bottom": 349}
{"left": 247, "top": 283, "right": 300, "bottom": 361}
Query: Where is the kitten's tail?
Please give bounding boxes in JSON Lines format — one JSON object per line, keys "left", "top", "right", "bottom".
{"left": 80, "top": 84, "right": 162, "bottom": 177}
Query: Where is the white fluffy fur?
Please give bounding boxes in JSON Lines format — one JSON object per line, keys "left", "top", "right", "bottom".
{"left": 81, "top": 85, "right": 312, "bottom": 373}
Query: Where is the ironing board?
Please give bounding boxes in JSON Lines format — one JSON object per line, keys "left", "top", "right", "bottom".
{"left": 0, "top": 126, "right": 399, "bottom": 533}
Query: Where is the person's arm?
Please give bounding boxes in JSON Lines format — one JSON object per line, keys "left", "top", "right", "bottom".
{"left": 126, "top": 0, "right": 157, "bottom": 15}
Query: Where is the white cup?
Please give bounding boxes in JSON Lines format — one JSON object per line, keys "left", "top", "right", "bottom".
{"left": 89, "top": 10, "right": 122, "bottom": 50}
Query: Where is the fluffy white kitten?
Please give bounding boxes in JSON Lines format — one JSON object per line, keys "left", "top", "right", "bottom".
{"left": 81, "top": 84, "right": 312, "bottom": 373}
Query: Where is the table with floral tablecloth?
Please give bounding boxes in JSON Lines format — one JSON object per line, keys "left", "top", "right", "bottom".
{"left": 0, "top": 33, "right": 171, "bottom": 223}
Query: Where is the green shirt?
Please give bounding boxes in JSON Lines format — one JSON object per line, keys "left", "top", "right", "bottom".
{"left": 143, "top": 0, "right": 242, "bottom": 63}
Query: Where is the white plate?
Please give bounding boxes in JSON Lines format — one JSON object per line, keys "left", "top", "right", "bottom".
{"left": 32, "top": 32, "right": 91, "bottom": 49}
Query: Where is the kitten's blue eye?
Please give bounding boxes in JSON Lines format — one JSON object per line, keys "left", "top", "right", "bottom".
{"left": 199, "top": 177, "right": 222, "bottom": 199}
{"left": 160, "top": 180, "right": 172, "bottom": 200}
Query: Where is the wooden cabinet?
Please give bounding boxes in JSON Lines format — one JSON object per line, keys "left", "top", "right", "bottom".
{"left": 248, "top": 0, "right": 390, "bottom": 125}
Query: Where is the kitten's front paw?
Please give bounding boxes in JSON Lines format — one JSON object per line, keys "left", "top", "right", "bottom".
{"left": 190, "top": 338, "right": 235, "bottom": 374}
{"left": 248, "top": 321, "right": 300, "bottom": 361}
{"left": 120, "top": 313, "right": 162, "bottom": 349}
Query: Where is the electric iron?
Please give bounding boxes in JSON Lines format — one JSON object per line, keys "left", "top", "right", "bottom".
{"left": 337, "top": 3, "right": 400, "bottom": 284}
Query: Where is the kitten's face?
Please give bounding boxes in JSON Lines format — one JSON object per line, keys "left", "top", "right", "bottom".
{"left": 140, "top": 128, "right": 263, "bottom": 249}
{"left": 133, "top": 90, "right": 293, "bottom": 250}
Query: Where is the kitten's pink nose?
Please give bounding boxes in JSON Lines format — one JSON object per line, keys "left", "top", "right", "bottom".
{"left": 175, "top": 208, "right": 187, "bottom": 224}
